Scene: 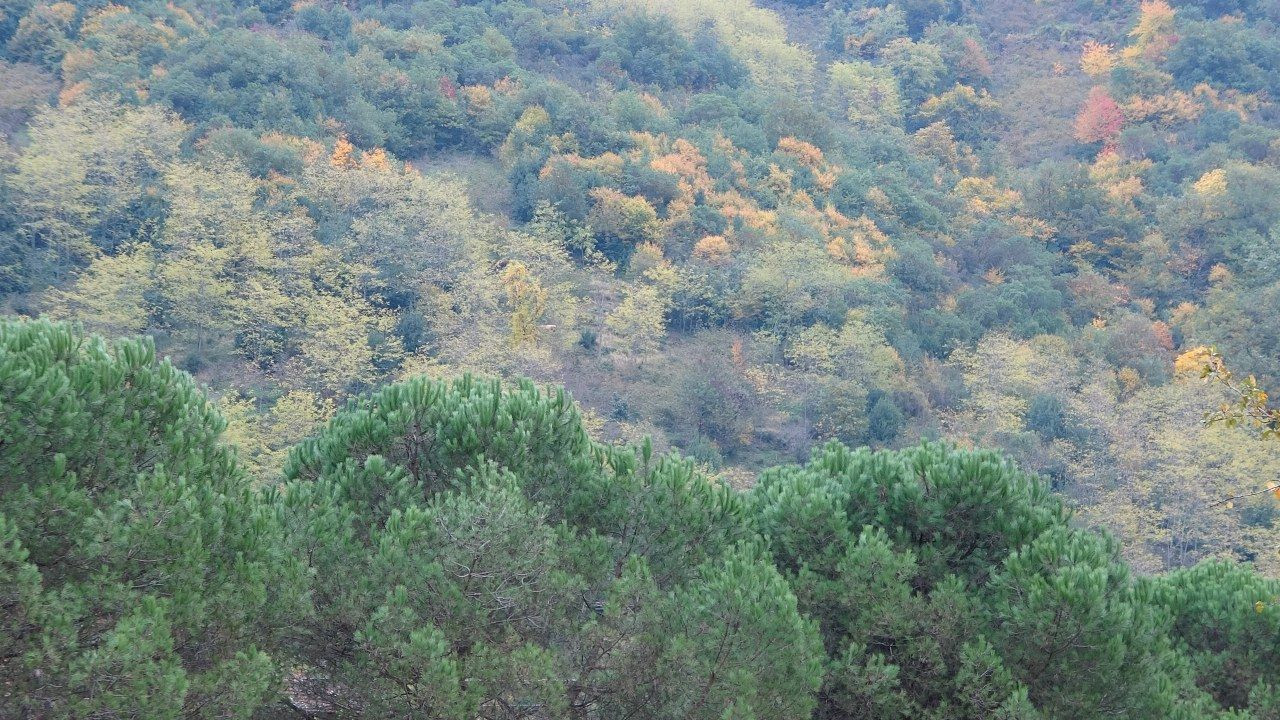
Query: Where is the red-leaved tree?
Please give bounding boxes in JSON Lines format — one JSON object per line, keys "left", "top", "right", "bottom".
{"left": 1074, "top": 86, "right": 1125, "bottom": 147}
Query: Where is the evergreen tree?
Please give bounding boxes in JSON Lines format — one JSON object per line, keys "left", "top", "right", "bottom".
{"left": 1145, "top": 560, "right": 1280, "bottom": 711}
{"left": 0, "top": 318, "right": 301, "bottom": 718}
{"left": 278, "top": 374, "right": 823, "bottom": 718}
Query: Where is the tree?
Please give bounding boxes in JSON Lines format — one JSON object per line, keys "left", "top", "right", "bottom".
{"left": 827, "top": 61, "right": 904, "bottom": 128}
{"left": 749, "top": 441, "right": 1224, "bottom": 718}
{"left": 501, "top": 260, "right": 549, "bottom": 347}
{"left": 1178, "top": 346, "right": 1280, "bottom": 506}
{"left": 278, "top": 374, "right": 823, "bottom": 717}
{"left": 784, "top": 312, "right": 906, "bottom": 445}
{"left": 1145, "top": 560, "right": 1280, "bottom": 711}
{"left": 989, "top": 527, "right": 1184, "bottom": 717}
{"left": 43, "top": 242, "right": 156, "bottom": 338}
{"left": 588, "top": 187, "right": 662, "bottom": 263}
{"left": 606, "top": 276, "right": 670, "bottom": 357}
{"left": 0, "top": 318, "right": 300, "bottom": 718}
{"left": 1074, "top": 87, "right": 1125, "bottom": 148}
{"left": 916, "top": 84, "right": 1004, "bottom": 146}
{"left": 5, "top": 2, "right": 75, "bottom": 68}
{"left": 12, "top": 101, "right": 183, "bottom": 280}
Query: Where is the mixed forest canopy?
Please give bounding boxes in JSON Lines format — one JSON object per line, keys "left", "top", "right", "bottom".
{"left": 2, "top": 0, "right": 1280, "bottom": 713}
{"left": 2, "top": 317, "right": 1279, "bottom": 718}
{"left": 1, "top": 0, "right": 1280, "bottom": 572}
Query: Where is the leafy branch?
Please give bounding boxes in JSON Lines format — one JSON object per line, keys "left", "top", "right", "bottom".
{"left": 1184, "top": 347, "right": 1280, "bottom": 506}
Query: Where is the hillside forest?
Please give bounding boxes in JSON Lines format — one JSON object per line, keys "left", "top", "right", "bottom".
{"left": 2, "top": 0, "right": 1280, "bottom": 715}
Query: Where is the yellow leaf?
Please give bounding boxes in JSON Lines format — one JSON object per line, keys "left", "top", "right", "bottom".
{"left": 1256, "top": 600, "right": 1266, "bottom": 614}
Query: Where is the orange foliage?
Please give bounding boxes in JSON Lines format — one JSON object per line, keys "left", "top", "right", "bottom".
{"left": 330, "top": 135, "right": 357, "bottom": 169}
{"left": 824, "top": 213, "right": 893, "bottom": 275}
{"left": 58, "top": 81, "right": 90, "bottom": 107}
{"left": 777, "top": 136, "right": 838, "bottom": 192}
{"left": 361, "top": 147, "right": 392, "bottom": 172}
{"left": 693, "top": 235, "right": 732, "bottom": 263}
{"left": 777, "top": 136, "right": 824, "bottom": 167}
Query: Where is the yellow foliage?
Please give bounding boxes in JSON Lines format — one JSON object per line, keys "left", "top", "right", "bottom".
{"left": 1123, "top": 91, "right": 1203, "bottom": 127}
{"left": 955, "top": 176, "right": 1023, "bottom": 215}
{"left": 1117, "top": 366, "right": 1142, "bottom": 394}
{"left": 596, "top": 0, "right": 814, "bottom": 93}
{"left": 911, "top": 122, "right": 979, "bottom": 175}
{"left": 1193, "top": 168, "right": 1228, "bottom": 197}
{"left": 1088, "top": 151, "right": 1152, "bottom": 211}
{"left": 1174, "top": 346, "right": 1214, "bottom": 375}
{"left": 1170, "top": 301, "right": 1198, "bottom": 327}
{"left": 605, "top": 280, "right": 669, "bottom": 357}
{"left": 765, "top": 163, "right": 793, "bottom": 197}
{"left": 501, "top": 261, "right": 549, "bottom": 347}
{"left": 44, "top": 242, "right": 156, "bottom": 338}
{"left": 513, "top": 105, "right": 551, "bottom": 134}
{"left": 1193, "top": 83, "right": 1262, "bottom": 120}
{"left": 628, "top": 242, "right": 667, "bottom": 277}
{"left": 1080, "top": 41, "right": 1115, "bottom": 76}
{"left": 459, "top": 84, "right": 493, "bottom": 112}
{"left": 1129, "top": 0, "right": 1177, "bottom": 60}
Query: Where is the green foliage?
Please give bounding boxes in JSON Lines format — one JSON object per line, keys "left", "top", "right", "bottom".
{"left": 1145, "top": 560, "right": 1280, "bottom": 710}
{"left": 3, "top": 3, "right": 1280, "bottom": 717}
{"left": 747, "top": 441, "right": 1244, "bottom": 719}
{"left": 989, "top": 527, "right": 1181, "bottom": 717}
{"left": 3, "top": 318, "right": 1279, "bottom": 718}
{"left": 0, "top": 318, "right": 300, "bottom": 718}
{"left": 285, "top": 374, "right": 594, "bottom": 508}
{"left": 278, "top": 373, "right": 822, "bottom": 718}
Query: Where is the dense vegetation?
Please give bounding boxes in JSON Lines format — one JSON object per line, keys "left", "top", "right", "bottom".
{"left": 3, "top": 0, "right": 1280, "bottom": 712}
{"left": 2, "top": 0, "right": 1280, "bottom": 573}
{"left": 2, "top": 318, "right": 1278, "bottom": 718}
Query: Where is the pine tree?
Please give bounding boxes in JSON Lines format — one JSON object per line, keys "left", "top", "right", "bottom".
{"left": 0, "top": 318, "right": 301, "bottom": 718}
{"left": 277, "top": 373, "right": 823, "bottom": 718}
{"left": 1144, "top": 560, "right": 1280, "bottom": 710}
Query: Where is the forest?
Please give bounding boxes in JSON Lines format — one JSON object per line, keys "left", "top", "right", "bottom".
{"left": 1, "top": 0, "right": 1279, "bottom": 714}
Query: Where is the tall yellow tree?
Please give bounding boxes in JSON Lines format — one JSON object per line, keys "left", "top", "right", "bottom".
{"left": 43, "top": 242, "right": 156, "bottom": 338}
